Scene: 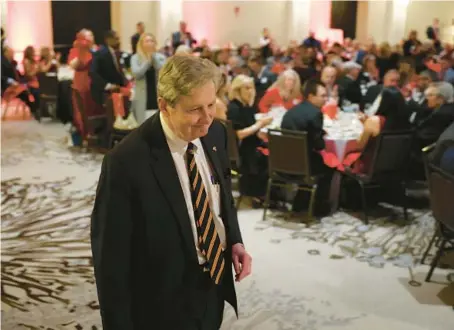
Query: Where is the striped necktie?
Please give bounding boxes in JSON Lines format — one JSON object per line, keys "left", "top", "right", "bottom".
{"left": 186, "top": 142, "right": 225, "bottom": 285}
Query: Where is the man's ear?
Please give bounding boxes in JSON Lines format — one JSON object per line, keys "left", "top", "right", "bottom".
{"left": 158, "top": 97, "right": 169, "bottom": 116}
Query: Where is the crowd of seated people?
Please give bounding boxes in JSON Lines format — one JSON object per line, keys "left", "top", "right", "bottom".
{"left": 2, "top": 20, "right": 454, "bottom": 194}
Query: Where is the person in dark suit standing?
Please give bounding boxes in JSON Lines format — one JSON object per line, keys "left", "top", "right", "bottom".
{"left": 131, "top": 22, "right": 145, "bottom": 54}
{"left": 91, "top": 55, "right": 252, "bottom": 330}
{"left": 90, "top": 30, "right": 128, "bottom": 105}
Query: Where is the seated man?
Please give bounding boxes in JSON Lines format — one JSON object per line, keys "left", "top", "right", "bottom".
{"left": 337, "top": 61, "right": 362, "bottom": 108}
{"left": 416, "top": 82, "right": 454, "bottom": 150}
{"left": 281, "top": 79, "right": 331, "bottom": 214}
{"left": 90, "top": 30, "right": 128, "bottom": 106}
{"left": 1, "top": 46, "right": 39, "bottom": 119}
{"left": 430, "top": 121, "right": 454, "bottom": 175}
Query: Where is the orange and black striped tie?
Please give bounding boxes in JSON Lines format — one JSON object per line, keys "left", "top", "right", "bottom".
{"left": 186, "top": 142, "right": 225, "bottom": 285}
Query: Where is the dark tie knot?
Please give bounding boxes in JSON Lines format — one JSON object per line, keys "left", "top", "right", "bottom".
{"left": 187, "top": 142, "right": 196, "bottom": 154}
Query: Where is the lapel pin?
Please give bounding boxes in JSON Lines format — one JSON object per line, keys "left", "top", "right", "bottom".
{"left": 213, "top": 146, "right": 217, "bottom": 152}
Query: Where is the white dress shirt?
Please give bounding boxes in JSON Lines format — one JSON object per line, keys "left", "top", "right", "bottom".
{"left": 161, "top": 113, "right": 226, "bottom": 264}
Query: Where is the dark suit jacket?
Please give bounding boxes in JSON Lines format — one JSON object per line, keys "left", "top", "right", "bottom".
{"left": 91, "top": 114, "right": 242, "bottom": 329}
{"left": 90, "top": 46, "right": 127, "bottom": 105}
{"left": 337, "top": 75, "right": 362, "bottom": 107}
{"left": 172, "top": 31, "right": 196, "bottom": 52}
{"left": 281, "top": 101, "right": 326, "bottom": 173}
{"left": 1, "top": 55, "right": 18, "bottom": 95}
{"left": 131, "top": 33, "right": 140, "bottom": 54}
{"left": 416, "top": 102, "right": 454, "bottom": 149}
{"left": 253, "top": 68, "right": 277, "bottom": 104}
{"left": 431, "top": 122, "right": 454, "bottom": 165}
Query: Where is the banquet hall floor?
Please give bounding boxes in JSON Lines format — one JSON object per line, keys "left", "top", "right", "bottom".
{"left": 1, "top": 119, "right": 454, "bottom": 330}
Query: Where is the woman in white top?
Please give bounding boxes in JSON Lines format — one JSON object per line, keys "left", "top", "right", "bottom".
{"left": 130, "top": 33, "right": 166, "bottom": 124}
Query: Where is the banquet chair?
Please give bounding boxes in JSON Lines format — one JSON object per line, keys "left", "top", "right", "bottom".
{"left": 263, "top": 129, "right": 322, "bottom": 221}
{"left": 37, "top": 73, "right": 59, "bottom": 119}
{"left": 104, "top": 95, "right": 133, "bottom": 149}
{"left": 1, "top": 97, "right": 29, "bottom": 120}
{"left": 72, "top": 88, "right": 106, "bottom": 149}
{"left": 424, "top": 164, "right": 454, "bottom": 282}
{"left": 420, "top": 143, "right": 439, "bottom": 265}
{"left": 341, "top": 130, "right": 414, "bottom": 224}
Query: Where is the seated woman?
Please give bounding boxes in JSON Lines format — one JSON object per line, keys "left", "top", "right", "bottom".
{"left": 258, "top": 69, "right": 302, "bottom": 113}
{"left": 343, "top": 86, "right": 410, "bottom": 173}
{"left": 38, "top": 47, "right": 60, "bottom": 73}
{"left": 227, "top": 74, "right": 272, "bottom": 206}
{"left": 130, "top": 32, "right": 166, "bottom": 124}
{"left": 358, "top": 54, "right": 379, "bottom": 96}
{"left": 215, "top": 73, "right": 230, "bottom": 120}
{"left": 22, "top": 45, "right": 40, "bottom": 113}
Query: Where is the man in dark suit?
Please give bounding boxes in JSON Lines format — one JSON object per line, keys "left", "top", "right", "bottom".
{"left": 91, "top": 55, "right": 252, "bottom": 330}
{"left": 90, "top": 30, "right": 128, "bottom": 105}
{"left": 131, "top": 22, "right": 145, "bottom": 54}
{"left": 247, "top": 55, "right": 277, "bottom": 103}
{"left": 337, "top": 61, "right": 363, "bottom": 108}
{"left": 172, "top": 21, "right": 196, "bottom": 53}
{"left": 281, "top": 79, "right": 330, "bottom": 213}
{"left": 416, "top": 82, "right": 454, "bottom": 149}
{"left": 281, "top": 79, "right": 328, "bottom": 174}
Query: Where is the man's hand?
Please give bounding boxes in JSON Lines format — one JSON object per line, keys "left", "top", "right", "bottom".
{"left": 231, "top": 243, "right": 252, "bottom": 282}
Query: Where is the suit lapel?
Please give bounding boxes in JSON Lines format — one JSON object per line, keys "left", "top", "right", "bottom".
{"left": 143, "top": 115, "right": 198, "bottom": 263}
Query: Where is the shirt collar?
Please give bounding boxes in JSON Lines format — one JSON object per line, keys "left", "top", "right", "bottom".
{"left": 160, "top": 111, "right": 201, "bottom": 154}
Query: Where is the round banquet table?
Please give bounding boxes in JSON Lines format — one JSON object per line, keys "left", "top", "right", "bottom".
{"left": 323, "top": 135, "right": 360, "bottom": 214}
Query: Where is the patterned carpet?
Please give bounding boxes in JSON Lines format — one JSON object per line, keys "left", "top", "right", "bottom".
{"left": 1, "top": 120, "right": 454, "bottom": 330}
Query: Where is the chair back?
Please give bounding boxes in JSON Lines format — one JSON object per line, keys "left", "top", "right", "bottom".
{"left": 428, "top": 164, "right": 454, "bottom": 233}
{"left": 225, "top": 120, "right": 240, "bottom": 169}
{"left": 367, "top": 130, "right": 413, "bottom": 180}
{"left": 422, "top": 143, "right": 436, "bottom": 183}
{"left": 267, "top": 129, "right": 312, "bottom": 177}
{"left": 37, "top": 73, "right": 58, "bottom": 98}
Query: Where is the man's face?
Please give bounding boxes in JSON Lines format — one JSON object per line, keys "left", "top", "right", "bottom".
{"left": 417, "top": 76, "right": 431, "bottom": 91}
{"left": 247, "top": 60, "right": 260, "bottom": 74}
{"left": 308, "top": 85, "right": 328, "bottom": 108}
{"left": 321, "top": 67, "right": 336, "bottom": 86}
{"left": 137, "top": 23, "right": 145, "bottom": 34}
{"left": 384, "top": 73, "right": 400, "bottom": 87}
{"left": 425, "top": 87, "right": 443, "bottom": 109}
{"left": 160, "top": 81, "right": 216, "bottom": 142}
{"left": 108, "top": 32, "right": 121, "bottom": 49}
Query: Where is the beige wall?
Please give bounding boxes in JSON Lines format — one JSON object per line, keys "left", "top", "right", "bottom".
{"left": 111, "top": 0, "right": 160, "bottom": 53}
{"left": 183, "top": 1, "right": 290, "bottom": 47}
{"left": 355, "top": 0, "right": 369, "bottom": 43}
{"left": 405, "top": 1, "right": 454, "bottom": 43}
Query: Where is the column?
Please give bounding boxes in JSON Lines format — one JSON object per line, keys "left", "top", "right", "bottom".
{"left": 366, "top": 1, "right": 391, "bottom": 43}
{"left": 388, "top": 0, "right": 410, "bottom": 44}
{"left": 111, "top": 1, "right": 160, "bottom": 53}
{"left": 156, "top": 0, "right": 183, "bottom": 47}
{"left": 288, "top": 0, "right": 311, "bottom": 43}
{"left": 6, "top": 0, "right": 53, "bottom": 58}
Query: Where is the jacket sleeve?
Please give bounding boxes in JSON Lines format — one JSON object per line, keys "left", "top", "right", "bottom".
{"left": 220, "top": 124, "right": 243, "bottom": 246}
{"left": 91, "top": 154, "right": 134, "bottom": 329}
{"left": 130, "top": 54, "right": 152, "bottom": 80}
{"left": 90, "top": 51, "right": 109, "bottom": 92}
{"left": 312, "top": 111, "right": 326, "bottom": 151}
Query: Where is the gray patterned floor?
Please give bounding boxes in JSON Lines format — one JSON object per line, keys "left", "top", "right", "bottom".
{"left": 1, "top": 120, "right": 454, "bottom": 330}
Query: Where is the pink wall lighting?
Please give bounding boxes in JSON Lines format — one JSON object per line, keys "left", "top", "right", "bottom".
{"left": 6, "top": 0, "right": 53, "bottom": 62}
{"left": 183, "top": 1, "right": 217, "bottom": 47}
{"left": 316, "top": 29, "right": 344, "bottom": 45}
{"left": 309, "top": 0, "right": 332, "bottom": 36}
